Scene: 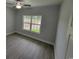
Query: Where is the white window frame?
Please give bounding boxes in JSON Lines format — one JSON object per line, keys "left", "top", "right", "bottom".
{"left": 23, "top": 15, "right": 42, "bottom": 34}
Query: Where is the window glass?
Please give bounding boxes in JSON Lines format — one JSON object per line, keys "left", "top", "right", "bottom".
{"left": 23, "top": 23, "right": 30, "bottom": 30}
{"left": 24, "top": 16, "right": 31, "bottom": 23}
{"left": 31, "top": 24, "right": 40, "bottom": 33}
{"left": 32, "top": 16, "right": 42, "bottom": 24}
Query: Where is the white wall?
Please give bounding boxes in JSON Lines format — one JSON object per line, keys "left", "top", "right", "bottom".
{"left": 6, "top": 7, "right": 15, "bottom": 35}
{"left": 66, "top": 35, "right": 73, "bottom": 59}
{"left": 66, "top": 15, "right": 73, "bottom": 59}
{"left": 55, "top": 0, "right": 73, "bottom": 59}
{"left": 15, "top": 5, "right": 60, "bottom": 45}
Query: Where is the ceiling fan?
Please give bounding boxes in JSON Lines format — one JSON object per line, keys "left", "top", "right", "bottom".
{"left": 6, "top": 0, "right": 31, "bottom": 9}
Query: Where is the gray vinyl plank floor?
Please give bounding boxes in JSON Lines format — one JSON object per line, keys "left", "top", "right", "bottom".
{"left": 6, "top": 34, "right": 54, "bottom": 59}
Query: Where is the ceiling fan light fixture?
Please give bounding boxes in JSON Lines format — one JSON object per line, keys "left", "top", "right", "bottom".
{"left": 16, "top": 5, "right": 21, "bottom": 9}
{"left": 16, "top": 1, "right": 22, "bottom": 9}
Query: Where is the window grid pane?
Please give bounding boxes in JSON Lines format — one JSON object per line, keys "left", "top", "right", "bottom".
{"left": 23, "top": 16, "right": 31, "bottom": 31}
{"left": 31, "top": 24, "right": 41, "bottom": 33}
{"left": 24, "top": 16, "right": 31, "bottom": 23}
{"left": 23, "top": 23, "right": 30, "bottom": 30}
{"left": 32, "top": 16, "right": 41, "bottom": 24}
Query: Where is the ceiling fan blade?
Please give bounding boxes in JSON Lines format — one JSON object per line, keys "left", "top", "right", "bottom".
{"left": 22, "top": 4, "right": 31, "bottom": 9}
{"left": 23, "top": 4, "right": 31, "bottom": 7}
{"left": 16, "top": 0, "right": 23, "bottom": 2}
{"left": 6, "top": 3, "right": 16, "bottom": 8}
{"left": 6, "top": 2, "right": 15, "bottom": 5}
{"left": 6, "top": 0, "right": 16, "bottom": 4}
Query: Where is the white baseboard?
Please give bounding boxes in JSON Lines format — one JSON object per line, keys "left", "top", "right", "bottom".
{"left": 15, "top": 31, "right": 55, "bottom": 46}
{"left": 6, "top": 31, "right": 15, "bottom": 36}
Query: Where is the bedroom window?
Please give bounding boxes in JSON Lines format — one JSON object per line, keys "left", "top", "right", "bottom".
{"left": 23, "top": 15, "right": 42, "bottom": 33}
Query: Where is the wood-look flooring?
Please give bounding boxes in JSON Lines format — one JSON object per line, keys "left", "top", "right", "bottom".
{"left": 6, "top": 33, "right": 54, "bottom": 59}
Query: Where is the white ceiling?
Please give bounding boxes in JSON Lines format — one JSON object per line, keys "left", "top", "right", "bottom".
{"left": 6, "top": 0, "right": 63, "bottom": 7}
